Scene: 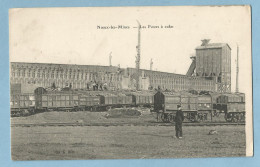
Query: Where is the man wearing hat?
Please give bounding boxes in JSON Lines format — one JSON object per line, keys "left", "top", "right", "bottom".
{"left": 175, "top": 104, "right": 184, "bottom": 138}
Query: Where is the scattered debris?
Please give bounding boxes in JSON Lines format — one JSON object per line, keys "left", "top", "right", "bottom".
{"left": 208, "top": 130, "right": 218, "bottom": 135}
{"left": 105, "top": 108, "right": 141, "bottom": 118}
{"left": 76, "top": 120, "right": 84, "bottom": 123}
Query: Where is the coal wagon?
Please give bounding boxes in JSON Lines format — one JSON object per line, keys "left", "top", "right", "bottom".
{"left": 99, "top": 93, "right": 134, "bottom": 110}
{"left": 34, "top": 88, "right": 104, "bottom": 112}
{"left": 197, "top": 95, "right": 214, "bottom": 121}
{"left": 35, "top": 90, "right": 80, "bottom": 112}
{"left": 216, "top": 93, "right": 245, "bottom": 122}
{"left": 78, "top": 94, "right": 101, "bottom": 111}
{"left": 126, "top": 91, "right": 154, "bottom": 108}
{"left": 10, "top": 93, "right": 36, "bottom": 116}
{"left": 154, "top": 91, "right": 201, "bottom": 122}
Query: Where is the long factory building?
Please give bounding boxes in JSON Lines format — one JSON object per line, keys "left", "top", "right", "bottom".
{"left": 10, "top": 40, "right": 231, "bottom": 93}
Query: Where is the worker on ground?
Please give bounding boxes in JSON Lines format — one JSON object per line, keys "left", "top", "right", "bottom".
{"left": 175, "top": 104, "right": 184, "bottom": 139}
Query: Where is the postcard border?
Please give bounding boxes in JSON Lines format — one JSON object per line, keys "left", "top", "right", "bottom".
{"left": 0, "top": 0, "right": 259, "bottom": 166}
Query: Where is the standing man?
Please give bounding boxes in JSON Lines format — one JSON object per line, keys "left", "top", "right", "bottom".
{"left": 175, "top": 105, "right": 184, "bottom": 138}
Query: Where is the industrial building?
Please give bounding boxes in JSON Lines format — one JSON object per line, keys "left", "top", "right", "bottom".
{"left": 10, "top": 40, "right": 232, "bottom": 94}
{"left": 186, "top": 39, "right": 231, "bottom": 92}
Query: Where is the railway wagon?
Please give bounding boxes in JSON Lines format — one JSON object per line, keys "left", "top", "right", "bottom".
{"left": 35, "top": 88, "right": 103, "bottom": 112}
{"left": 75, "top": 91, "right": 134, "bottom": 111}
{"left": 154, "top": 91, "right": 200, "bottom": 122}
{"left": 127, "top": 92, "right": 154, "bottom": 108}
{"left": 197, "top": 95, "right": 214, "bottom": 121}
{"left": 99, "top": 93, "right": 134, "bottom": 110}
{"left": 35, "top": 91, "right": 80, "bottom": 112}
{"left": 78, "top": 95, "right": 101, "bottom": 111}
{"left": 10, "top": 93, "right": 35, "bottom": 116}
{"left": 34, "top": 88, "right": 135, "bottom": 112}
{"left": 216, "top": 93, "right": 245, "bottom": 122}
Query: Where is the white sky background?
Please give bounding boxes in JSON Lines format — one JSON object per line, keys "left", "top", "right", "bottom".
{"left": 9, "top": 6, "right": 251, "bottom": 93}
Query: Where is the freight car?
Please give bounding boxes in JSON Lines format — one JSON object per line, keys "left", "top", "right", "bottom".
{"left": 11, "top": 87, "right": 245, "bottom": 122}
{"left": 34, "top": 87, "right": 82, "bottom": 112}
{"left": 196, "top": 94, "right": 213, "bottom": 121}
{"left": 34, "top": 89, "right": 134, "bottom": 112}
{"left": 77, "top": 94, "right": 101, "bottom": 111}
{"left": 154, "top": 91, "right": 202, "bottom": 122}
{"left": 153, "top": 91, "right": 246, "bottom": 123}
{"left": 10, "top": 93, "right": 36, "bottom": 117}
{"left": 99, "top": 92, "right": 134, "bottom": 111}
{"left": 11, "top": 88, "right": 137, "bottom": 115}
{"left": 125, "top": 91, "right": 154, "bottom": 108}
{"left": 215, "top": 93, "right": 245, "bottom": 122}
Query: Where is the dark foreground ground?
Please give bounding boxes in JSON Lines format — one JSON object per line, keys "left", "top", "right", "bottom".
{"left": 11, "top": 111, "right": 246, "bottom": 160}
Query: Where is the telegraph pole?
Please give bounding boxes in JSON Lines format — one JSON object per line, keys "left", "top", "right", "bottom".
{"left": 236, "top": 45, "right": 239, "bottom": 93}
{"left": 150, "top": 58, "right": 153, "bottom": 71}
{"left": 135, "top": 20, "right": 141, "bottom": 90}
{"left": 109, "top": 52, "right": 112, "bottom": 66}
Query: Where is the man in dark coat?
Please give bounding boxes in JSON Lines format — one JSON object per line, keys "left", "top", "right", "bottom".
{"left": 175, "top": 105, "right": 184, "bottom": 138}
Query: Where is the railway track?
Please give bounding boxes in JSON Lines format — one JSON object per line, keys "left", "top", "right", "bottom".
{"left": 11, "top": 122, "right": 245, "bottom": 127}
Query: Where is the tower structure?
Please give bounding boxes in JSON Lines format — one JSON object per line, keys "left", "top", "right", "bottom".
{"left": 195, "top": 39, "right": 231, "bottom": 93}
{"left": 135, "top": 20, "right": 141, "bottom": 90}
{"left": 186, "top": 56, "right": 196, "bottom": 76}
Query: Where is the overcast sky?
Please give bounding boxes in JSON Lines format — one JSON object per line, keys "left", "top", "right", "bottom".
{"left": 9, "top": 6, "right": 251, "bottom": 93}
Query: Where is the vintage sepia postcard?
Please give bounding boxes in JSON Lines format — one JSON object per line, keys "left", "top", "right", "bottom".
{"left": 9, "top": 6, "right": 253, "bottom": 160}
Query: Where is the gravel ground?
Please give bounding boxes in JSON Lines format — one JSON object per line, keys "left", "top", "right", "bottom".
{"left": 11, "top": 125, "right": 246, "bottom": 160}
{"left": 11, "top": 109, "right": 156, "bottom": 125}
{"left": 11, "top": 109, "right": 227, "bottom": 125}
